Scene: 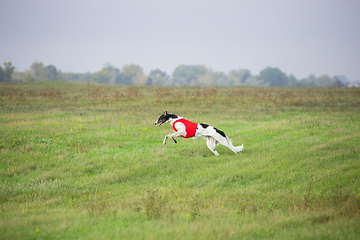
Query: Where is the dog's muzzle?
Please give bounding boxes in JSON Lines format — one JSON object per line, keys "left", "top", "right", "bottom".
{"left": 155, "top": 121, "right": 164, "bottom": 127}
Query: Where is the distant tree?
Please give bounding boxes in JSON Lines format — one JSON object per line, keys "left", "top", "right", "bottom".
{"left": 196, "top": 71, "right": 228, "bottom": 86}
{"left": 172, "top": 65, "right": 208, "bottom": 85}
{"left": 212, "top": 71, "right": 228, "bottom": 86}
{"left": 91, "top": 64, "right": 122, "bottom": 84}
{"left": 30, "top": 61, "right": 47, "bottom": 82}
{"left": 308, "top": 74, "right": 316, "bottom": 82}
{"left": 23, "top": 71, "right": 35, "bottom": 82}
{"left": 45, "top": 65, "right": 58, "bottom": 81}
{"left": 315, "top": 75, "right": 332, "bottom": 87}
{"left": 116, "top": 64, "right": 144, "bottom": 85}
{"left": 287, "top": 74, "right": 298, "bottom": 86}
{"left": 134, "top": 74, "right": 148, "bottom": 85}
{"left": 0, "top": 66, "right": 4, "bottom": 82}
{"left": 335, "top": 75, "right": 349, "bottom": 85}
{"left": 92, "top": 68, "right": 112, "bottom": 84}
{"left": 258, "top": 67, "right": 289, "bottom": 86}
{"left": 150, "top": 69, "right": 169, "bottom": 80}
{"left": 5, "top": 62, "right": 15, "bottom": 82}
{"left": 122, "top": 64, "right": 143, "bottom": 76}
{"left": 331, "top": 76, "right": 345, "bottom": 87}
{"left": 298, "top": 74, "right": 339, "bottom": 87}
{"left": 228, "top": 69, "right": 251, "bottom": 85}
{"left": 115, "top": 72, "right": 132, "bottom": 85}
{"left": 298, "top": 78, "right": 315, "bottom": 87}
{"left": 198, "top": 74, "right": 215, "bottom": 86}
{"left": 297, "top": 74, "right": 343, "bottom": 87}
{"left": 244, "top": 76, "right": 266, "bottom": 86}
{"left": 145, "top": 77, "right": 153, "bottom": 86}
{"left": 0, "top": 62, "right": 15, "bottom": 82}
{"left": 78, "top": 72, "right": 92, "bottom": 83}
{"left": 104, "top": 63, "right": 121, "bottom": 84}
{"left": 297, "top": 74, "right": 315, "bottom": 87}
{"left": 146, "top": 69, "right": 169, "bottom": 86}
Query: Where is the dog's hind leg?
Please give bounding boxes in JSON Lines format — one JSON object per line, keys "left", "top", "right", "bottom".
{"left": 213, "top": 135, "right": 241, "bottom": 154}
{"left": 222, "top": 139, "right": 243, "bottom": 154}
{"left": 206, "top": 136, "right": 219, "bottom": 156}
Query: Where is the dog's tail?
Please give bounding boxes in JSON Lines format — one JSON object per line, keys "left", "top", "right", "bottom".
{"left": 233, "top": 144, "right": 244, "bottom": 153}
{"left": 226, "top": 138, "right": 243, "bottom": 153}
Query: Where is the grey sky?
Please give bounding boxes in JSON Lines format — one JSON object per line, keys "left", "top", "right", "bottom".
{"left": 1, "top": 0, "right": 359, "bottom": 81}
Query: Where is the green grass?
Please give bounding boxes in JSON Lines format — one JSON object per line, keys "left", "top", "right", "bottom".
{"left": 1, "top": 83, "right": 360, "bottom": 239}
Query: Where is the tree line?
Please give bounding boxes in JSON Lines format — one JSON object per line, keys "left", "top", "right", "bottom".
{"left": 1, "top": 61, "right": 349, "bottom": 87}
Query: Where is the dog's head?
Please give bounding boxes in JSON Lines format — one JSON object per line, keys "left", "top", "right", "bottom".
{"left": 155, "top": 111, "right": 178, "bottom": 127}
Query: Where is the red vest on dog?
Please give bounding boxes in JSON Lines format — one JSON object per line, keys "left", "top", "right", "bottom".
{"left": 172, "top": 119, "right": 198, "bottom": 138}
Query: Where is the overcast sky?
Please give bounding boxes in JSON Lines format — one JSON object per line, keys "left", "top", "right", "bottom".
{"left": 1, "top": 0, "right": 359, "bottom": 81}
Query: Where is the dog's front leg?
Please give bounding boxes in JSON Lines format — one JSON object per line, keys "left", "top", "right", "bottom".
{"left": 163, "top": 131, "right": 185, "bottom": 145}
{"left": 163, "top": 135, "right": 168, "bottom": 145}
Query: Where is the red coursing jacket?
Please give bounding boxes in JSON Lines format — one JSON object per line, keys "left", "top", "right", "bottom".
{"left": 172, "top": 118, "right": 198, "bottom": 138}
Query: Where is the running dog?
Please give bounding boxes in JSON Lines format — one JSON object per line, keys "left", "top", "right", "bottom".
{"left": 154, "top": 111, "right": 243, "bottom": 156}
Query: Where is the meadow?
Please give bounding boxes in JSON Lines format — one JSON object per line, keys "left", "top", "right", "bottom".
{"left": 0, "top": 82, "right": 359, "bottom": 239}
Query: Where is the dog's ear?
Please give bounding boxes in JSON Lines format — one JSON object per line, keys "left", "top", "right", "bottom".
{"left": 164, "top": 111, "right": 168, "bottom": 115}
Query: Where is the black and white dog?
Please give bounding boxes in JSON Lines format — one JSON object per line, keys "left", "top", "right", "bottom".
{"left": 155, "top": 111, "right": 243, "bottom": 156}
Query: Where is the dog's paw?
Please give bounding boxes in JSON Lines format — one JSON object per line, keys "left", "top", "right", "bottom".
{"left": 163, "top": 136, "right": 168, "bottom": 145}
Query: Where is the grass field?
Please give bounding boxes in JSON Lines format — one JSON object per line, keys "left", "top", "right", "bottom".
{"left": 1, "top": 83, "right": 360, "bottom": 239}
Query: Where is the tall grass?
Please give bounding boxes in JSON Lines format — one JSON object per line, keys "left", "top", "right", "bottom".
{"left": 1, "top": 82, "right": 360, "bottom": 239}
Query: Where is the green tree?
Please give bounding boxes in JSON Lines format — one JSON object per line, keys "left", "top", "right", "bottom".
{"left": 172, "top": 65, "right": 208, "bottom": 85}
{"left": 23, "top": 71, "right": 34, "bottom": 82}
{"left": 335, "top": 75, "right": 349, "bottom": 85}
{"left": 244, "top": 76, "right": 266, "bottom": 86}
{"left": 228, "top": 69, "right": 251, "bottom": 85}
{"left": 331, "top": 76, "right": 345, "bottom": 87}
{"left": 116, "top": 64, "right": 144, "bottom": 85}
{"left": 91, "top": 64, "right": 122, "bottom": 84}
{"left": 298, "top": 75, "right": 316, "bottom": 87}
{"left": 92, "top": 68, "right": 112, "bottom": 84}
{"left": 198, "top": 74, "right": 215, "bottom": 86}
{"left": 315, "top": 75, "right": 332, "bottom": 87}
{"left": 287, "top": 74, "right": 298, "bottom": 86}
{"left": 45, "top": 65, "right": 58, "bottom": 81}
{"left": 0, "top": 66, "right": 4, "bottom": 82}
{"left": 30, "top": 61, "right": 47, "bottom": 82}
{"left": 211, "top": 71, "right": 228, "bottom": 86}
{"left": 0, "top": 62, "right": 15, "bottom": 82}
{"left": 258, "top": 67, "right": 289, "bottom": 86}
{"left": 146, "top": 69, "right": 169, "bottom": 86}
{"left": 115, "top": 72, "right": 132, "bottom": 85}
{"left": 78, "top": 72, "right": 93, "bottom": 83}
{"left": 122, "top": 64, "right": 143, "bottom": 76}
